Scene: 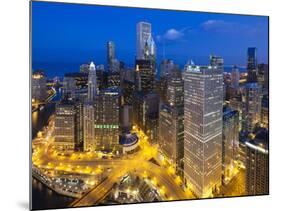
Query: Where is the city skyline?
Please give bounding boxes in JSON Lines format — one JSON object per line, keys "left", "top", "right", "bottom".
{"left": 32, "top": 1, "right": 268, "bottom": 78}
{"left": 31, "top": 1, "right": 269, "bottom": 210}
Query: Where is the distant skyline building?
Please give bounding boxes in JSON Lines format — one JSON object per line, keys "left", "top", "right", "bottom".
{"left": 94, "top": 87, "right": 121, "bottom": 153}
{"left": 88, "top": 61, "right": 98, "bottom": 102}
{"left": 247, "top": 47, "right": 258, "bottom": 83}
{"left": 231, "top": 65, "right": 240, "bottom": 88}
{"left": 167, "top": 69, "right": 184, "bottom": 107}
{"left": 107, "top": 41, "right": 115, "bottom": 68}
{"left": 245, "top": 129, "right": 269, "bottom": 195}
{"left": 135, "top": 59, "right": 156, "bottom": 93}
{"left": 183, "top": 62, "right": 223, "bottom": 197}
{"left": 210, "top": 55, "right": 224, "bottom": 72}
{"left": 245, "top": 83, "right": 262, "bottom": 132}
{"left": 136, "top": 22, "right": 152, "bottom": 60}
{"left": 32, "top": 71, "right": 47, "bottom": 102}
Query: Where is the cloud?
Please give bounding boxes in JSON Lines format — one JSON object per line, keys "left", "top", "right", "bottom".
{"left": 201, "top": 19, "right": 234, "bottom": 32}
{"left": 201, "top": 19, "right": 262, "bottom": 35}
{"left": 156, "top": 27, "right": 189, "bottom": 43}
{"left": 163, "top": 28, "right": 184, "bottom": 40}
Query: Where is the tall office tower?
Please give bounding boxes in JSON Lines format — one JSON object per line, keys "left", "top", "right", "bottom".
{"left": 257, "top": 63, "right": 269, "bottom": 95}
{"left": 32, "top": 70, "right": 47, "bottom": 102}
{"left": 159, "top": 104, "right": 184, "bottom": 174}
{"left": 135, "top": 59, "right": 156, "bottom": 93}
{"left": 245, "top": 129, "right": 269, "bottom": 195}
{"left": 231, "top": 65, "right": 240, "bottom": 88}
{"left": 133, "top": 92, "right": 159, "bottom": 144}
{"left": 54, "top": 99, "right": 76, "bottom": 151}
{"left": 229, "top": 96, "right": 245, "bottom": 131}
{"left": 88, "top": 61, "right": 98, "bottom": 102}
{"left": 83, "top": 103, "right": 95, "bottom": 152}
{"left": 107, "top": 41, "right": 115, "bottom": 71}
{"left": 245, "top": 83, "right": 262, "bottom": 132}
{"left": 222, "top": 108, "right": 239, "bottom": 185}
{"left": 210, "top": 55, "right": 224, "bottom": 72}
{"left": 183, "top": 62, "right": 223, "bottom": 197}
{"left": 167, "top": 69, "right": 184, "bottom": 107}
{"left": 247, "top": 47, "right": 258, "bottom": 83}
{"left": 94, "top": 87, "right": 121, "bottom": 153}
{"left": 160, "top": 59, "right": 178, "bottom": 77}
{"left": 136, "top": 22, "right": 152, "bottom": 60}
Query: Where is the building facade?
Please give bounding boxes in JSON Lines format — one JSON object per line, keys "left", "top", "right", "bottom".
{"left": 183, "top": 63, "right": 223, "bottom": 197}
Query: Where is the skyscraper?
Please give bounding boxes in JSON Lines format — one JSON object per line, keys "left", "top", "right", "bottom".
{"left": 167, "top": 69, "right": 184, "bottom": 107}
{"left": 135, "top": 59, "right": 156, "bottom": 94}
{"left": 159, "top": 104, "right": 184, "bottom": 174}
{"left": 107, "top": 41, "right": 115, "bottom": 67}
{"left": 222, "top": 108, "right": 239, "bottom": 185}
{"left": 32, "top": 71, "right": 47, "bottom": 102}
{"left": 54, "top": 99, "right": 76, "bottom": 151}
{"left": 183, "top": 62, "right": 223, "bottom": 197}
{"left": 94, "top": 87, "right": 121, "bottom": 153}
{"left": 210, "top": 55, "right": 224, "bottom": 72}
{"left": 247, "top": 47, "right": 258, "bottom": 83}
{"left": 136, "top": 22, "right": 152, "bottom": 60}
{"left": 245, "top": 83, "right": 262, "bottom": 132}
{"left": 245, "top": 129, "right": 269, "bottom": 195}
{"left": 231, "top": 65, "right": 240, "bottom": 88}
{"left": 83, "top": 103, "right": 95, "bottom": 152}
{"left": 88, "top": 61, "right": 98, "bottom": 102}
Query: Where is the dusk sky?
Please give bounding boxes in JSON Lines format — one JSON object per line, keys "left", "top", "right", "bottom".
{"left": 32, "top": 1, "right": 268, "bottom": 77}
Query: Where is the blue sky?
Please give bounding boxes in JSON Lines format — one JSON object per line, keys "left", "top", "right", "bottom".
{"left": 32, "top": 1, "right": 268, "bottom": 77}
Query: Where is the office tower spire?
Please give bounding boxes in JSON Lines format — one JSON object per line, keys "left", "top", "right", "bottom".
{"left": 88, "top": 61, "right": 97, "bottom": 102}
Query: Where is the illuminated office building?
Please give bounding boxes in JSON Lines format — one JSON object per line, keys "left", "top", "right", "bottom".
{"left": 167, "top": 69, "right": 184, "bottom": 107}
{"left": 107, "top": 41, "right": 115, "bottom": 71}
{"left": 245, "top": 129, "right": 269, "bottom": 195}
{"left": 183, "top": 62, "right": 223, "bottom": 197}
{"left": 247, "top": 47, "right": 258, "bottom": 83}
{"left": 54, "top": 99, "right": 77, "bottom": 151}
{"left": 83, "top": 103, "right": 95, "bottom": 151}
{"left": 88, "top": 61, "right": 98, "bottom": 102}
{"left": 231, "top": 65, "right": 240, "bottom": 88}
{"left": 222, "top": 108, "right": 239, "bottom": 185}
{"left": 210, "top": 55, "right": 224, "bottom": 72}
{"left": 245, "top": 83, "right": 262, "bottom": 132}
{"left": 261, "top": 96, "right": 269, "bottom": 129}
{"left": 160, "top": 59, "right": 178, "bottom": 77}
{"left": 135, "top": 59, "right": 156, "bottom": 94}
{"left": 32, "top": 71, "right": 47, "bottom": 102}
{"left": 94, "top": 87, "right": 121, "bottom": 153}
{"left": 159, "top": 104, "right": 184, "bottom": 173}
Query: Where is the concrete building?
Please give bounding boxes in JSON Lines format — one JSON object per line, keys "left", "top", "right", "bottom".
{"left": 32, "top": 71, "right": 47, "bottom": 102}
